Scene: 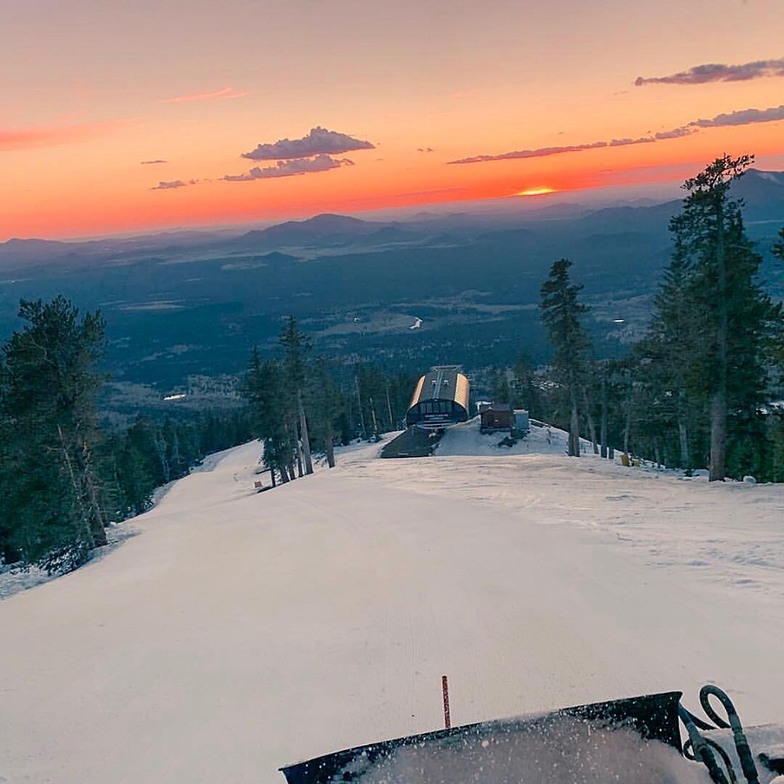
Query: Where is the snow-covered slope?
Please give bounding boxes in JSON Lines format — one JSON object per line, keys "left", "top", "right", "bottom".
{"left": 1, "top": 422, "right": 783, "bottom": 784}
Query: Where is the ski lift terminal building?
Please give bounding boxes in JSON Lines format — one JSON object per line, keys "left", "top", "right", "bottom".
{"left": 405, "top": 365, "right": 470, "bottom": 429}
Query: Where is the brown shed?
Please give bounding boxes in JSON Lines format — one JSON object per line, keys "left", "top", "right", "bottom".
{"left": 480, "top": 402, "right": 513, "bottom": 433}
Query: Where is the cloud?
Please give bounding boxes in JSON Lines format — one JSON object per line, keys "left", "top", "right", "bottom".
{"left": 608, "top": 136, "right": 656, "bottom": 147}
{"left": 447, "top": 102, "right": 784, "bottom": 166}
{"left": 150, "top": 180, "right": 188, "bottom": 190}
{"left": 141, "top": 159, "right": 167, "bottom": 165}
{"left": 654, "top": 127, "right": 696, "bottom": 140}
{"left": 0, "top": 119, "right": 134, "bottom": 151}
{"left": 224, "top": 154, "right": 353, "bottom": 181}
{"left": 241, "top": 127, "right": 374, "bottom": 161}
{"left": 449, "top": 135, "right": 664, "bottom": 164}
{"left": 395, "top": 186, "right": 468, "bottom": 198}
{"left": 689, "top": 104, "right": 784, "bottom": 128}
{"left": 635, "top": 58, "right": 784, "bottom": 86}
{"left": 446, "top": 126, "right": 701, "bottom": 165}
{"left": 158, "top": 87, "right": 249, "bottom": 104}
{"left": 448, "top": 141, "right": 609, "bottom": 164}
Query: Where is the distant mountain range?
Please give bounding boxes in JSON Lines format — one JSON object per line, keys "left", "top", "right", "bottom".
{"left": 3, "top": 169, "right": 783, "bottom": 267}
{"left": 1, "top": 169, "right": 783, "bottom": 405}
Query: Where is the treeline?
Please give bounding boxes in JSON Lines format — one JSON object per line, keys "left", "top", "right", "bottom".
{"left": 242, "top": 316, "right": 416, "bottom": 485}
{"left": 0, "top": 296, "right": 253, "bottom": 572}
{"left": 506, "top": 155, "right": 784, "bottom": 481}
{"left": 100, "top": 410, "right": 254, "bottom": 517}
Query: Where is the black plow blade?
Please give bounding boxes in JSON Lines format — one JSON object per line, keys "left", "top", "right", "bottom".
{"left": 280, "top": 691, "right": 685, "bottom": 784}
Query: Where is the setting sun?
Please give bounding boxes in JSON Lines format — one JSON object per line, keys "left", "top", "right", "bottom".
{"left": 516, "top": 187, "right": 557, "bottom": 197}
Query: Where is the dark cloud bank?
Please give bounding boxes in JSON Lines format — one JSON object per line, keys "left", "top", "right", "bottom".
{"left": 636, "top": 57, "right": 784, "bottom": 86}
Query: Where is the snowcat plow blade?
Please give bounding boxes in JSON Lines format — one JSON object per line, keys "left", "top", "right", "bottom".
{"left": 280, "top": 691, "right": 683, "bottom": 784}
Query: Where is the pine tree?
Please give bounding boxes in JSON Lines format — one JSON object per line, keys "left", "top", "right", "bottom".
{"left": 539, "top": 259, "right": 592, "bottom": 456}
{"left": 242, "top": 348, "right": 291, "bottom": 485}
{"left": 0, "top": 297, "right": 109, "bottom": 572}
{"left": 98, "top": 430, "right": 156, "bottom": 519}
{"left": 666, "top": 155, "right": 780, "bottom": 480}
{"left": 279, "top": 316, "right": 314, "bottom": 475}
{"left": 490, "top": 367, "right": 512, "bottom": 404}
{"left": 0, "top": 362, "right": 23, "bottom": 565}
{"left": 510, "top": 353, "right": 543, "bottom": 418}
{"left": 773, "top": 227, "right": 784, "bottom": 263}
{"left": 306, "top": 359, "right": 344, "bottom": 468}
{"left": 640, "top": 241, "right": 707, "bottom": 470}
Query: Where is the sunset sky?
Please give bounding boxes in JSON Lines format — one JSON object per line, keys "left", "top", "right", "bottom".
{"left": 3, "top": 0, "right": 784, "bottom": 241}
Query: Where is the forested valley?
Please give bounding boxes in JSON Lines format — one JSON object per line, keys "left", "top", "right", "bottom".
{"left": 2, "top": 155, "right": 784, "bottom": 576}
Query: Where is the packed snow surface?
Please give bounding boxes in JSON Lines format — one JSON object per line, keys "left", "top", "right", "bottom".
{"left": 1, "top": 419, "right": 783, "bottom": 783}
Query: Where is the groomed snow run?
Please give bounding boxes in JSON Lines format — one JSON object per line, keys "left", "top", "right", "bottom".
{"left": 1, "top": 419, "right": 783, "bottom": 783}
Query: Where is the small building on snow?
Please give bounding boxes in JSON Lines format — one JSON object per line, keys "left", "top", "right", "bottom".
{"left": 480, "top": 403, "right": 513, "bottom": 433}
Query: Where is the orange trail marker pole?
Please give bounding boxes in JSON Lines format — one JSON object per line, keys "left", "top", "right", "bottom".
{"left": 442, "top": 675, "right": 451, "bottom": 729}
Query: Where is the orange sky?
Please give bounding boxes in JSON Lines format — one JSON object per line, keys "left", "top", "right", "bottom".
{"left": 2, "top": 0, "right": 784, "bottom": 241}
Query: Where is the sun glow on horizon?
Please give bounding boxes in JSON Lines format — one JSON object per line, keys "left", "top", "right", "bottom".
{"left": 516, "top": 187, "right": 557, "bottom": 197}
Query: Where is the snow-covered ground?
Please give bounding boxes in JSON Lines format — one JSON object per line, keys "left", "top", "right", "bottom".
{"left": 0, "top": 420, "right": 783, "bottom": 783}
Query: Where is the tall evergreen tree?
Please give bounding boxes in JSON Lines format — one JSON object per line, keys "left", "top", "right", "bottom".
{"left": 279, "top": 316, "right": 314, "bottom": 475}
{"left": 639, "top": 240, "right": 707, "bottom": 470}
{"left": 665, "top": 155, "right": 780, "bottom": 480}
{"left": 242, "top": 348, "right": 291, "bottom": 485}
{"left": 0, "top": 297, "right": 109, "bottom": 571}
{"left": 306, "top": 359, "right": 344, "bottom": 468}
{"left": 539, "top": 259, "right": 592, "bottom": 456}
